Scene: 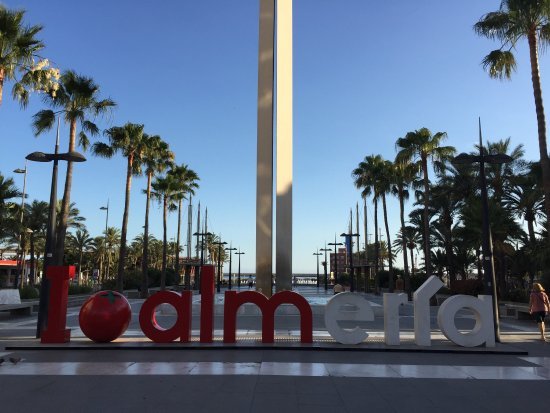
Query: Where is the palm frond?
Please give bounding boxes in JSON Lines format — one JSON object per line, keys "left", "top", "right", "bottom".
{"left": 482, "top": 49, "right": 517, "bottom": 79}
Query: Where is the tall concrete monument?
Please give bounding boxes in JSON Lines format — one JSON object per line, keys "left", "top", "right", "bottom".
{"left": 256, "top": 0, "right": 293, "bottom": 297}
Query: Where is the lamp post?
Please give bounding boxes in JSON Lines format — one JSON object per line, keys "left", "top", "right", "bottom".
{"left": 320, "top": 243, "right": 332, "bottom": 291}
{"left": 328, "top": 236, "right": 344, "bottom": 285}
{"left": 313, "top": 250, "right": 322, "bottom": 288}
{"left": 451, "top": 118, "right": 512, "bottom": 343}
{"left": 100, "top": 200, "right": 109, "bottom": 282}
{"left": 212, "top": 240, "right": 227, "bottom": 293}
{"left": 26, "top": 118, "right": 86, "bottom": 338}
{"left": 13, "top": 162, "right": 27, "bottom": 289}
{"left": 341, "top": 232, "right": 360, "bottom": 292}
{"left": 236, "top": 250, "right": 245, "bottom": 289}
{"left": 225, "top": 246, "right": 237, "bottom": 289}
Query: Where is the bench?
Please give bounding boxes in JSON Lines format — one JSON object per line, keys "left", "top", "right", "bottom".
{"left": 502, "top": 303, "right": 531, "bottom": 320}
{"left": 0, "top": 303, "right": 33, "bottom": 316}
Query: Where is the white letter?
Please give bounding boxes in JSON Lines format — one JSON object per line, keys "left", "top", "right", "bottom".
{"left": 325, "top": 292, "right": 374, "bottom": 344}
{"left": 437, "top": 295, "right": 495, "bottom": 348}
{"left": 413, "top": 276, "right": 444, "bottom": 346}
{"left": 384, "top": 293, "right": 407, "bottom": 345}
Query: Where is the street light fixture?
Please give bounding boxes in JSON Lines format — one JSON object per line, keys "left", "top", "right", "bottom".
{"left": 328, "top": 235, "right": 344, "bottom": 285}
{"left": 313, "top": 250, "right": 322, "bottom": 288}
{"left": 211, "top": 240, "right": 227, "bottom": 293}
{"left": 340, "top": 232, "right": 360, "bottom": 292}
{"left": 225, "top": 246, "right": 237, "bottom": 290}
{"left": 236, "top": 250, "right": 245, "bottom": 289}
{"left": 13, "top": 163, "right": 27, "bottom": 289}
{"left": 26, "top": 118, "right": 86, "bottom": 338}
{"left": 320, "top": 243, "right": 332, "bottom": 291}
{"left": 451, "top": 118, "right": 512, "bottom": 343}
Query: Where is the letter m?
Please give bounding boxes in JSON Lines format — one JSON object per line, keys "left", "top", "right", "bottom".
{"left": 224, "top": 290, "right": 313, "bottom": 343}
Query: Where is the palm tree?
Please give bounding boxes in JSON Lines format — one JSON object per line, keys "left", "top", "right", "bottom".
{"left": 504, "top": 165, "right": 544, "bottom": 245}
{"left": 475, "top": 1, "right": 550, "bottom": 234}
{"left": 68, "top": 229, "right": 93, "bottom": 284}
{"left": 353, "top": 155, "right": 385, "bottom": 293}
{"left": 33, "top": 70, "right": 115, "bottom": 265}
{"left": 93, "top": 123, "right": 149, "bottom": 292}
{"left": 0, "top": 5, "right": 59, "bottom": 107}
{"left": 23, "top": 200, "right": 48, "bottom": 285}
{"left": 396, "top": 128, "right": 455, "bottom": 276}
{"left": 167, "top": 164, "right": 199, "bottom": 282}
{"left": 151, "top": 174, "right": 179, "bottom": 290}
{"left": 391, "top": 159, "right": 418, "bottom": 298}
{"left": 103, "top": 226, "right": 121, "bottom": 282}
{"left": 140, "top": 135, "right": 173, "bottom": 297}
{"left": 0, "top": 173, "right": 20, "bottom": 240}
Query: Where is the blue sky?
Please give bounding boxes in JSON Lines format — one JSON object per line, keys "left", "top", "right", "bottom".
{"left": 1, "top": 0, "right": 547, "bottom": 273}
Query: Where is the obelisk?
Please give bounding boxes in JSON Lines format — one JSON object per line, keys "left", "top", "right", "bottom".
{"left": 256, "top": 0, "right": 293, "bottom": 297}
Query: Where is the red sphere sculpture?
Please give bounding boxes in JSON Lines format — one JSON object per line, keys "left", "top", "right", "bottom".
{"left": 79, "top": 291, "right": 132, "bottom": 343}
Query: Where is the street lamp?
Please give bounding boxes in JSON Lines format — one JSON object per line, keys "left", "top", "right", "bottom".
{"left": 320, "top": 243, "right": 332, "bottom": 291}
{"left": 211, "top": 240, "right": 227, "bottom": 293}
{"left": 100, "top": 201, "right": 109, "bottom": 281}
{"left": 313, "top": 250, "right": 322, "bottom": 288}
{"left": 341, "top": 232, "right": 360, "bottom": 292}
{"left": 13, "top": 163, "right": 27, "bottom": 289}
{"left": 236, "top": 250, "right": 245, "bottom": 289}
{"left": 328, "top": 236, "right": 344, "bottom": 285}
{"left": 225, "top": 246, "right": 237, "bottom": 290}
{"left": 26, "top": 118, "right": 86, "bottom": 338}
{"left": 451, "top": 118, "right": 512, "bottom": 343}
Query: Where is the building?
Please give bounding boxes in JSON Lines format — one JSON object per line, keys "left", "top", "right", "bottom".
{"left": 329, "top": 248, "right": 347, "bottom": 279}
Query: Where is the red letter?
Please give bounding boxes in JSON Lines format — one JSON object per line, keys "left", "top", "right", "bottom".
{"left": 41, "top": 266, "right": 75, "bottom": 344}
{"left": 224, "top": 290, "right": 313, "bottom": 343}
{"left": 139, "top": 291, "right": 192, "bottom": 343}
{"left": 200, "top": 265, "right": 215, "bottom": 343}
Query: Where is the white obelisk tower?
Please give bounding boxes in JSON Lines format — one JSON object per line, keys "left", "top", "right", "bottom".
{"left": 256, "top": 0, "right": 293, "bottom": 297}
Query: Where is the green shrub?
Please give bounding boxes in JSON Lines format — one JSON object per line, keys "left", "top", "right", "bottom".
{"left": 68, "top": 284, "right": 93, "bottom": 295}
{"left": 450, "top": 279, "right": 483, "bottom": 296}
{"left": 410, "top": 273, "right": 429, "bottom": 291}
{"left": 101, "top": 268, "right": 180, "bottom": 291}
{"left": 19, "top": 285, "right": 39, "bottom": 299}
{"left": 502, "top": 288, "right": 529, "bottom": 303}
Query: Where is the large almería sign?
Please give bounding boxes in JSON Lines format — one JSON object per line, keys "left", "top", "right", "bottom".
{"left": 41, "top": 265, "right": 495, "bottom": 348}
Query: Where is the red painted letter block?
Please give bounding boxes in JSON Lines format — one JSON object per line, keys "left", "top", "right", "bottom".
{"left": 224, "top": 290, "right": 313, "bottom": 343}
{"left": 200, "top": 265, "right": 215, "bottom": 343}
{"left": 139, "top": 291, "right": 192, "bottom": 343}
{"left": 41, "top": 266, "right": 75, "bottom": 344}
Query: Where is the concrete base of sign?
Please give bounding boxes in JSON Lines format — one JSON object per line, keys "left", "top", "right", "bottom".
{"left": 0, "top": 289, "right": 21, "bottom": 304}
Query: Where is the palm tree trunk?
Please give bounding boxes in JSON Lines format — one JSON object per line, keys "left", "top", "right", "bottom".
{"left": 29, "top": 233, "right": 35, "bottom": 286}
{"left": 398, "top": 185, "right": 411, "bottom": 299}
{"left": 527, "top": 216, "right": 536, "bottom": 245}
{"left": 444, "top": 209, "right": 455, "bottom": 290}
{"left": 55, "top": 119, "right": 77, "bottom": 265}
{"left": 78, "top": 250, "right": 83, "bottom": 285}
{"left": 141, "top": 172, "right": 152, "bottom": 298}
{"left": 421, "top": 155, "right": 431, "bottom": 275}
{"left": 175, "top": 198, "right": 182, "bottom": 283}
{"left": 528, "top": 29, "right": 550, "bottom": 235}
{"left": 382, "top": 193, "right": 394, "bottom": 292}
{"left": 409, "top": 246, "right": 415, "bottom": 277}
{"left": 117, "top": 154, "right": 133, "bottom": 292}
{"left": 0, "top": 67, "right": 4, "bottom": 106}
{"left": 161, "top": 196, "right": 168, "bottom": 290}
{"left": 373, "top": 198, "right": 380, "bottom": 294}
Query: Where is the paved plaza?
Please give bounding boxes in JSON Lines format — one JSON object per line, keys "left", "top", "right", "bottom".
{"left": 1, "top": 287, "right": 549, "bottom": 412}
